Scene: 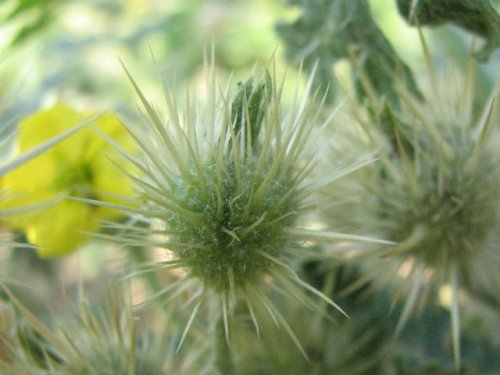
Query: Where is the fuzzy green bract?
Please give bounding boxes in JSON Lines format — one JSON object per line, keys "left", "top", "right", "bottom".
{"left": 169, "top": 160, "right": 298, "bottom": 293}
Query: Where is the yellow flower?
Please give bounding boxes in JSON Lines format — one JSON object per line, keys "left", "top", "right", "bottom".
{"left": 1, "top": 104, "right": 134, "bottom": 257}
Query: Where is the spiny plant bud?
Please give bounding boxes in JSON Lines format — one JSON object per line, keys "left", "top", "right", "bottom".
{"left": 87, "top": 61, "right": 389, "bottom": 356}
{"left": 2, "top": 286, "right": 187, "bottom": 375}
{"left": 323, "top": 57, "right": 500, "bottom": 370}
{"left": 121, "top": 68, "right": 312, "bottom": 299}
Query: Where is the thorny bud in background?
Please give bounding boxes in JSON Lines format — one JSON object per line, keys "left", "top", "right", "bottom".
{"left": 322, "top": 54, "right": 500, "bottom": 371}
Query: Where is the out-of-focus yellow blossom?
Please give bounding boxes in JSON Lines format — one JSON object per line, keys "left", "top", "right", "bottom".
{"left": 1, "top": 104, "right": 134, "bottom": 257}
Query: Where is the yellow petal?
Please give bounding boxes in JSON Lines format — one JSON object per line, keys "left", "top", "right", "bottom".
{"left": 1, "top": 104, "right": 135, "bottom": 257}
{"left": 26, "top": 200, "right": 98, "bottom": 258}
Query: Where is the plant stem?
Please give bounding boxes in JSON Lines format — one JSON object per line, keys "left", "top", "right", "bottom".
{"left": 215, "top": 314, "right": 235, "bottom": 375}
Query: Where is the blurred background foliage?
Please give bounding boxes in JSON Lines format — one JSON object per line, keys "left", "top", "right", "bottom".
{"left": 1, "top": 0, "right": 498, "bottom": 111}
{"left": 1, "top": 0, "right": 499, "bottom": 374}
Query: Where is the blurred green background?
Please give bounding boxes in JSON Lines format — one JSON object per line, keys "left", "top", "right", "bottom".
{"left": 1, "top": 0, "right": 496, "bottom": 114}
{"left": 1, "top": 1, "right": 499, "bottom": 373}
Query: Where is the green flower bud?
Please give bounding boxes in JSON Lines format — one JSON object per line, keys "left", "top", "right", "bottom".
{"left": 323, "top": 58, "right": 500, "bottom": 370}
{"left": 87, "top": 61, "right": 384, "bottom": 356}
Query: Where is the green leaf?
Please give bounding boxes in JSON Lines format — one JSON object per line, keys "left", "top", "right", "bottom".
{"left": 396, "top": 0, "right": 500, "bottom": 61}
{"left": 276, "top": 0, "right": 421, "bottom": 105}
{"left": 4, "top": 0, "right": 60, "bottom": 47}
